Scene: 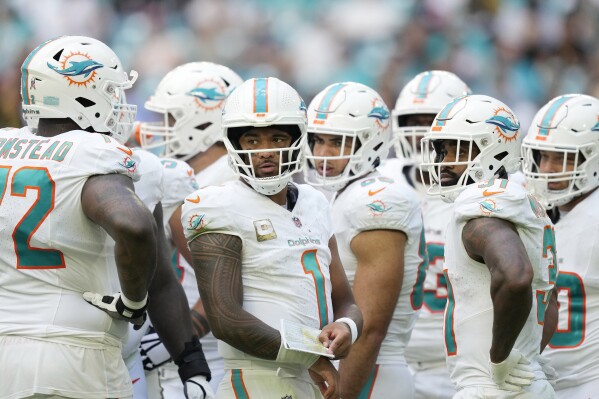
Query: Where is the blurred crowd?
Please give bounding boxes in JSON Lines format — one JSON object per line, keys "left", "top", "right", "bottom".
{"left": 2, "top": 0, "right": 599, "bottom": 130}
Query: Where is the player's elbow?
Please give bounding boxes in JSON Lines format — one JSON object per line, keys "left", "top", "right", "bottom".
{"left": 359, "top": 322, "right": 388, "bottom": 347}
{"left": 210, "top": 323, "right": 232, "bottom": 342}
{"left": 113, "top": 209, "right": 158, "bottom": 245}
{"left": 493, "top": 261, "right": 533, "bottom": 295}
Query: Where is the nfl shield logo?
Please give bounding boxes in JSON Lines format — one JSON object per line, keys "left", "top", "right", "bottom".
{"left": 292, "top": 216, "right": 302, "bottom": 228}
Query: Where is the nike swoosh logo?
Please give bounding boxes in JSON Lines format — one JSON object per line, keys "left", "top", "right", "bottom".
{"left": 368, "top": 187, "right": 386, "bottom": 196}
{"left": 117, "top": 146, "right": 133, "bottom": 156}
{"left": 187, "top": 195, "right": 201, "bottom": 203}
{"left": 482, "top": 189, "right": 503, "bottom": 196}
{"left": 132, "top": 378, "right": 140, "bottom": 384}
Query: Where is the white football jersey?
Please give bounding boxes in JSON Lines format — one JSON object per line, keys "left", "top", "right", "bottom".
{"left": 332, "top": 171, "right": 425, "bottom": 364}
{"left": 544, "top": 188, "right": 599, "bottom": 390}
{"left": 445, "top": 178, "right": 557, "bottom": 390}
{"left": 160, "top": 158, "right": 198, "bottom": 220}
{"left": 182, "top": 181, "right": 334, "bottom": 363}
{"left": 405, "top": 190, "right": 453, "bottom": 365}
{"left": 0, "top": 128, "right": 140, "bottom": 344}
{"left": 194, "top": 154, "right": 237, "bottom": 188}
{"left": 131, "top": 148, "right": 165, "bottom": 214}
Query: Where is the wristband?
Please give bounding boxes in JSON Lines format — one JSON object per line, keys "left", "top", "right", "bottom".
{"left": 335, "top": 317, "right": 358, "bottom": 344}
{"left": 121, "top": 293, "right": 148, "bottom": 310}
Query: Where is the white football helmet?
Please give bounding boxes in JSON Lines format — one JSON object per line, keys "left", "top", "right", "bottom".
{"left": 522, "top": 94, "right": 599, "bottom": 209}
{"left": 393, "top": 70, "right": 471, "bottom": 163}
{"left": 140, "top": 62, "right": 243, "bottom": 160}
{"left": 304, "top": 82, "right": 391, "bottom": 191}
{"left": 21, "top": 36, "right": 138, "bottom": 144}
{"left": 222, "top": 77, "right": 307, "bottom": 195}
{"left": 421, "top": 94, "right": 522, "bottom": 202}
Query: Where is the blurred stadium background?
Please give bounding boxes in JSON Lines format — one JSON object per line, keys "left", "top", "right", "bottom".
{"left": 2, "top": 0, "right": 599, "bottom": 131}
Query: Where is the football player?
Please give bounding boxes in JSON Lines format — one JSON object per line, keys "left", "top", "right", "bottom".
{"left": 522, "top": 94, "right": 599, "bottom": 398}
{"left": 421, "top": 94, "right": 558, "bottom": 398}
{"left": 182, "top": 77, "right": 363, "bottom": 399}
{"left": 304, "top": 82, "right": 425, "bottom": 398}
{"left": 139, "top": 62, "right": 244, "bottom": 395}
{"left": 378, "top": 70, "right": 471, "bottom": 399}
{"left": 0, "top": 35, "right": 154, "bottom": 398}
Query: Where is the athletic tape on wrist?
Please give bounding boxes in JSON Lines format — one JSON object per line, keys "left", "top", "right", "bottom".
{"left": 121, "top": 293, "right": 148, "bottom": 310}
{"left": 335, "top": 317, "right": 358, "bottom": 344}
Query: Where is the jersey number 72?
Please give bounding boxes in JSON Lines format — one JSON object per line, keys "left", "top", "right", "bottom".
{"left": 0, "top": 166, "right": 65, "bottom": 269}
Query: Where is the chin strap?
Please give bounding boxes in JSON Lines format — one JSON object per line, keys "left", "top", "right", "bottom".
{"left": 175, "top": 336, "right": 211, "bottom": 383}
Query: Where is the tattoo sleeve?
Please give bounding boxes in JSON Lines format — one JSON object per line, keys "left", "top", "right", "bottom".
{"left": 189, "top": 233, "right": 281, "bottom": 360}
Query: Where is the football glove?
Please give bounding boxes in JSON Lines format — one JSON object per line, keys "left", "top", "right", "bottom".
{"left": 140, "top": 328, "right": 172, "bottom": 370}
{"left": 490, "top": 349, "right": 535, "bottom": 391}
{"left": 184, "top": 375, "right": 215, "bottom": 399}
{"left": 83, "top": 292, "right": 148, "bottom": 330}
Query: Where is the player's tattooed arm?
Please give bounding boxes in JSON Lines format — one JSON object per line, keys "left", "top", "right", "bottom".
{"left": 462, "top": 217, "right": 533, "bottom": 363}
{"left": 189, "top": 233, "right": 281, "bottom": 359}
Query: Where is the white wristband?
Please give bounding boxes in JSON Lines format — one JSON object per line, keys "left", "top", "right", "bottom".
{"left": 335, "top": 317, "right": 358, "bottom": 344}
{"left": 121, "top": 293, "right": 148, "bottom": 310}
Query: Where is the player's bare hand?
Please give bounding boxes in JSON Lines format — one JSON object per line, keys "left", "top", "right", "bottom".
{"left": 319, "top": 321, "right": 352, "bottom": 359}
{"left": 309, "top": 357, "right": 340, "bottom": 399}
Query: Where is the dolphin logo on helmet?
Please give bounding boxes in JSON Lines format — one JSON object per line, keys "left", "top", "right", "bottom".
{"left": 187, "top": 87, "right": 227, "bottom": 103}
{"left": 485, "top": 115, "right": 520, "bottom": 134}
{"left": 368, "top": 106, "right": 390, "bottom": 122}
{"left": 47, "top": 59, "right": 104, "bottom": 78}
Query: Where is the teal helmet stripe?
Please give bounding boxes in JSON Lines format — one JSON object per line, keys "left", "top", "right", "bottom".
{"left": 538, "top": 95, "right": 573, "bottom": 138}
{"left": 253, "top": 78, "right": 268, "bottom": 113}
{"left": 434, "top": 96, "right": 464, "bottom": 128}
{"left": 415, "top": 71, "right": 433, "bottom": 99}
{"left": 315, "top": 83, "right": 346, "bottom": 121}
{"left": 21, "top": 38, "right": 57, "bottom": 105}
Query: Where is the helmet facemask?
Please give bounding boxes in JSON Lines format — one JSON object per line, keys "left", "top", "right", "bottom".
{"left": 421, "top": 136, "right": 483, "bottom": 201}
{"left": 523, "top": 144, "right": 594, "bottom": 209}
{"left": 226, "top": 125, "right": 306, "bottom": 195}
{"left": 304, "top": 82, "right": 390, "bottom": 191}
{"left": 221, "top": 77, "right": 308, "bottom": 196}
{"left": 522, "top": 93, "right": 599, "bottom": 209}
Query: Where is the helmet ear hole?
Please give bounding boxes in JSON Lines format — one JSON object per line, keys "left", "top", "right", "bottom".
{"left": 75, "top": 97, "right": 96, "bottom": 108}
{"left": 494, "top": 151, "right": 508, "bottom": 161}
{"left": 195, "top": 122, "right": 212, "bottom": 131}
